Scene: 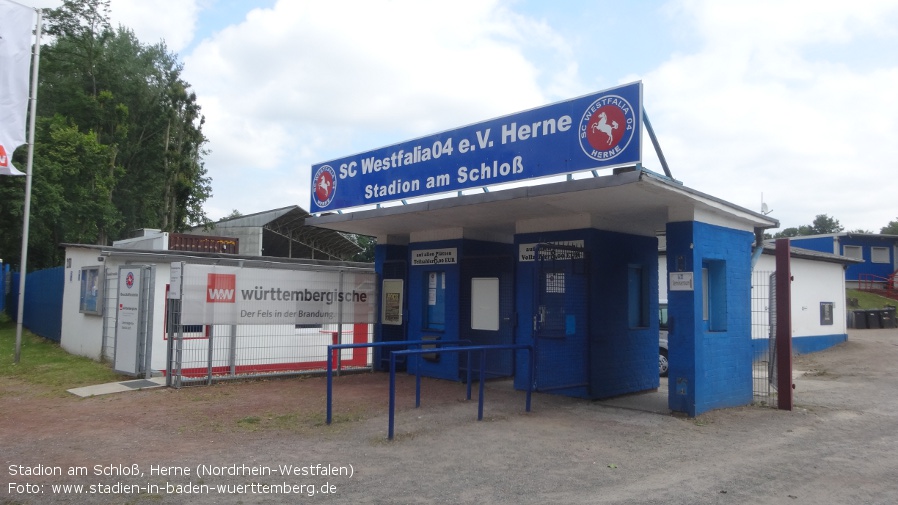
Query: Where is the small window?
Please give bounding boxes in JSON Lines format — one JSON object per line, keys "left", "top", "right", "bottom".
{"left": 628, "top": 265, "right": 649, "bottom": 328}
{"left": 702, "top": 260, "right": 727, "bottom": 332}
{"left": 659, "top": 303, "right": 669, "bottom": 331}
{"left": 843, "top": 245, "right": 863, "bottom": 260}
{"left": 701, "top": 267, "right": 710, "bottom": 322}
{"left": 871, "top": 247, "right": 889, "bottom": 264}
{"left": 546, "top": 272, "right": 565, "bottom": 293}
{"left": 79, "top": 266, "right": 103, "bottom": 315}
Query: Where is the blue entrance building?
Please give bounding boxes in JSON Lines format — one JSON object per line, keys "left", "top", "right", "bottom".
{"left": 306, "top": 82, "right": 778, "bottom": 417}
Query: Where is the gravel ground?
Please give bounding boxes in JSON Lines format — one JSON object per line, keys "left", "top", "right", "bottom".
{"left": 2, "top": 328, "right": 897, "bottom": 504}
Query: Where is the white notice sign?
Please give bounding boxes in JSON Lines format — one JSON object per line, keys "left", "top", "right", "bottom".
{"left": 669, "top": 272, "right": 694, "bottom": 291}
{"left": 168, "top": 262, "right": 182, "bottom": 299}
{"left": 412, "top": 248, "right": 457, "bottom": 266}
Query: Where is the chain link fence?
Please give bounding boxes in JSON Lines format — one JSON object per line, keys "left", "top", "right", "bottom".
{"left": 751, "top": 270, "right": 777, "bottom": 406}
{"left": 162, "top": 261, "right": 376, "bottom": 387}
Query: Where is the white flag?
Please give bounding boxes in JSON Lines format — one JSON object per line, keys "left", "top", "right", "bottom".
{"left": 0, "top": 0, "right": 35, "bottom": 176}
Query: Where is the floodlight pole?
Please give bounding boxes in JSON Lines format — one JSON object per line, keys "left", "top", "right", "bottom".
{"left": 14, "top": 8, "right": 42, "bottom": 363}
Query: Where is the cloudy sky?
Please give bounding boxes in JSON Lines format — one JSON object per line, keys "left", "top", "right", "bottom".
{"left": 18, "top": 0, "right": 898, "bottom": 232}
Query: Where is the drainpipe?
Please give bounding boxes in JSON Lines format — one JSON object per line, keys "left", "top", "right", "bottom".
{"left": 750, "top": 228, "right": 766, "bottom": 270}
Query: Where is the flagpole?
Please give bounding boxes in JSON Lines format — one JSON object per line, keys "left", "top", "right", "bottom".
{"left": 14, "top": 8, "right": 42, "bottom": 364}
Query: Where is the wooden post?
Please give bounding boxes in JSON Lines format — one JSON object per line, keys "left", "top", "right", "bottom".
{"left": 775, "top": 239, "right": 793, "bottom": 410}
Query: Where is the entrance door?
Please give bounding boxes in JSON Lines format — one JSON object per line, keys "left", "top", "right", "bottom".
{"left": 461, "top": 255, "right": 515, "bottom": 380}
{"left": 533, "top": 244, "right": 590, "bottom": 392}
{"left": 113, "top": 265, "right": 155, "bottom": 377}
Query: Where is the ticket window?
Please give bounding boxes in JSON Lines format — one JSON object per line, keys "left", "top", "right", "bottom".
{"left": 424, "top": 271, "right": 446, "bottom": 332}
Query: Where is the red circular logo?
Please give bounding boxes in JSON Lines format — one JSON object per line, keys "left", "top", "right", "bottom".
{"left": 312, "top": 165, "right": 337, "bottom": 208}
{"left": 584, "top": 105, "right": 626, "bottom": 151}
{"left": 315, "top": 171, "right": 334, "bottom": 201}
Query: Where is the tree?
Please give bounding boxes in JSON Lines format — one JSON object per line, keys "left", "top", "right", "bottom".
{"left": 881, "top": 218, "right": 898, "bottom": 235}
{"left": 0, "top": 0, "right": 212, "bottom": 270}
{"left": 768, "top": 214, "right": 844, "bottom": 239}
{"left": 350, "top": 235, "right": 376, "bottom": 263}
{"left": 809, "top": 214, "right": 843, "bottom": 235}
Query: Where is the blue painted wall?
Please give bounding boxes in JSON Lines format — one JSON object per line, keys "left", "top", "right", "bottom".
{"left": 7, "top": 267, "right": 64, "bottom": 343}
{"left": 513, "top": 228, "right": 659, "bottom": 399}
{"left": 457, "top": 240, "right": 516, "bottom": 379}
{"left": 373, "top": 244, "right": 409, "bottom": 371}
{"left": 374, "top": 220, "right": 757, "bottom": 416}
{"left": 376, "top": 239, "right": 516, "bottom": 379}
{"left": 790, "top": 235, "right": 898, "bottom": 281}
{"left": 0, "top": 263, "right": 8, "bottom": 312}
{"left": 666, "top": 221, "right": 754, "bottom": 417}
{"left": 587, "top": 230, "right": 659, "bottom": 398}
{"left": 406, "top": 239, "right": 463, "bottom": 381}
{"left": 513, "top": 229, "right": 590, "bottom": 397}
{"left": 787, "top": 236, "right": 834, "bottom": 254}
{"left": 751, "top": 334, "right": 847, "bottom": 360}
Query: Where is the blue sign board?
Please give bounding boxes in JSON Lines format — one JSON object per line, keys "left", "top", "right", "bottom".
{"left": 310, "top": 81, "right": 642, "bottom": 213}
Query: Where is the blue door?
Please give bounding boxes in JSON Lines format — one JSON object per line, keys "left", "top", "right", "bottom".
{"left": 532, "top": 244, "right": 590, "bottom": 393}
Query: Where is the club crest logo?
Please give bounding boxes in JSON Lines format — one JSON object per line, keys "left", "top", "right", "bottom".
{"left": 312, "top": 165, "right": 337, "bottom": 209}
{"left": 578, "top": 94, "right": 636, "bottom": 162}
{"left": 0, "top": 144, "right": 9, "bottom": 168}
{"left": 125, "top": 272, "right": 135, "bottom": 288}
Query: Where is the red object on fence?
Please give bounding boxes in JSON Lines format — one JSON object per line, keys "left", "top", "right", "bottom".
{"left": 168, "top": 233, "right": 239, "bottom": 254}
{"left": 325, "top": 324, "right": 369, "bottom": 368}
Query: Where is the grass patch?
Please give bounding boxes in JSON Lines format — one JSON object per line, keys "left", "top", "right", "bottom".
{"left": 236, "top": 416, "right": 262, "bottom": 429}
{"left": 0, "top": 313, "right": 128, "bottom": 394}
{"left": 846, "top": 289, "right": 896, "bottom": 310}
{"left": 232, "top": 410, "right": 365, "bottom": 433}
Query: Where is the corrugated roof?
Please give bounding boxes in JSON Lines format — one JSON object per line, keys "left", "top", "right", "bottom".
{"left": 197, "top": 206, "right": 363, "bottom": 260}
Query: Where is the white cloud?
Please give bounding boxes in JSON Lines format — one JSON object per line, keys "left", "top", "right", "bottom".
{"left": 107, "top": 0, "right": 200, "bottom": 53}
{"left": 184, "top": 0, "right": 573, "bottom": 219}
{"left": 29, "top": 0, "right": 894, "bottom": 231}
{"left": 639, "top": 0, "right": 898, "bottom": 231}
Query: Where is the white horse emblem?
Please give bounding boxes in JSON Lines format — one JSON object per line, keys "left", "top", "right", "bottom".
{"left": 591, "top": 111, "right": 618, "bottom": 145}
{"left": 318, "top": 175, "right": 331, "bottom": 194}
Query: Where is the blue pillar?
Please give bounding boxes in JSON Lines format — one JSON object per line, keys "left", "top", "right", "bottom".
{"left": 666, "top": 221, "right": 754, "bottom": 416}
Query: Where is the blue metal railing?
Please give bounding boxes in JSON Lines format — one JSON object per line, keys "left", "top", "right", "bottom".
{"left": 325, "top": 339, "right": 471, "bottom": 425}
{"left": 388, "top": 344, "right": 534, "bottom": 440}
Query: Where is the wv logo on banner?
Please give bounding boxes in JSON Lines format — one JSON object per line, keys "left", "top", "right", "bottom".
{"left": 206, "top": 274, "right": 236, "bottom": 303}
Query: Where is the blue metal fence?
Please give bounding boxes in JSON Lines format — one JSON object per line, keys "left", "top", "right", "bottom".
{"left": 388, "top": 345, "right": 534, "bottom": 440}
{"left": 325, "top": 339, "right": 472, "bottom": 425}
{"left": 0, "top": 263, "right": 8, "bottom": 312}
{"left": 325, "top": 341, "right": 534, "bottom": 440}
{"left": 7, "top": 266, "right": 64, "bottom": 342}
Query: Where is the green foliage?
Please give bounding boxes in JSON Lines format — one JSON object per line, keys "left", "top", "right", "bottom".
{"left": 810, "top": 214, "right": 843, "bottom": 234}
{"left": 350, "top": 235, "right": 376, "bottom": 263}
{"left": 881, "top": 218, "right": 898, "bottom": 235}
{"left": 767, "top": 214, "right": 844, "bottom": 239}
{"left": 0, "top": 0, "right": 211, "bottom": 271}
{"left": 0, "top": 314, "right": 127, "bottom": 394}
